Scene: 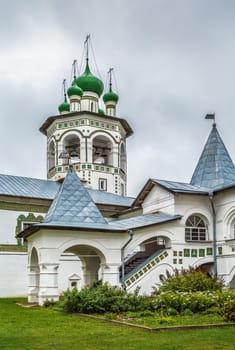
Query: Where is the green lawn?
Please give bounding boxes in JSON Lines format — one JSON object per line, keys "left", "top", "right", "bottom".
{"left": 0, "top": 298, "right": 235, "bottom": 350}
{"left": 106, "top": 312, "right": 230, "bottom": 328}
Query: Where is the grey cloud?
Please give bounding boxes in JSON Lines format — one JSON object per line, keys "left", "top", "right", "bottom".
{"left": 1, "top": 0, "right": 235, "bottom": 196}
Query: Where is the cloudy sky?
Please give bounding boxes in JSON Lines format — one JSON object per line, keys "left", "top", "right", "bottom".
{"left": 1, "top": 0, "right": 235, "bottom": 197}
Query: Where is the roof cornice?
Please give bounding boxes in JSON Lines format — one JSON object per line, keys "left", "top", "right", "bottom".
{"left": 39, "top": 111, "right": 133, "bottom": 137}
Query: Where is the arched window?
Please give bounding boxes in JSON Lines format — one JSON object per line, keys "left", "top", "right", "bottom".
{"left": 185, "top": 215, "right": 207, "bottom": 241}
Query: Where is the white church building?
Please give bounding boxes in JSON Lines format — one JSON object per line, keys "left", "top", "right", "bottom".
{"left": 0, "top": 42, "right": 235, "bottom": 305}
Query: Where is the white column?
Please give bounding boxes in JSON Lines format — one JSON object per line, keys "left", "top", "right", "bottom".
{"left": 28, "top": 265, "right": 40, "bottom": 303}
{"left": 111, "top": 144, "right": 119, "bottom": 168}
{"left": 38, "top": 263, "right": 59, "bottom": 306}
{"left": 101, "top": 263, "right": 120, "bottom": 286}
{"left": 87, "top": 138, "right": 93, "bottom": 163}
{"left": 80, "top": 137, "right": 87, "bottom": 163}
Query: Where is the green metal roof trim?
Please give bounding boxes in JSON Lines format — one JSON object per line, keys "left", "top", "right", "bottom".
{"left": 0, "top": 173, "right": 134, "bottom": 207}
{"left": 190, "top": 124, "right": 235, "bottom": 188}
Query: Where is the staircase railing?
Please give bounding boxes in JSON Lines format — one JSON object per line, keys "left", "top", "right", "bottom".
{"left": 124, "top": 249, "right": 169, "bottom": 289}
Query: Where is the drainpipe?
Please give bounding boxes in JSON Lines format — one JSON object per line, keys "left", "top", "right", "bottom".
{"left": 209, "top": 192, "right": 217, "bottom": 278}
{"left": 121, "top": 229, "right": 134, "bottom": 290}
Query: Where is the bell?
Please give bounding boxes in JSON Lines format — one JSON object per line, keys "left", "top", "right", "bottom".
{"left": 70, "top": 150, "right": 78, "bottom": 158}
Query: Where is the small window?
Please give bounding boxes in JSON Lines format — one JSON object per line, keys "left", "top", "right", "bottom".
{"left": 99, "top": 178, "right": 107, "bottom": 191}
{"left": 185, "top": 215, "right": 207, "bottom": 241}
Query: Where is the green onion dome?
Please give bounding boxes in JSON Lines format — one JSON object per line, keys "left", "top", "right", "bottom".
{"left": 58, "top": 98, "right": 70, "bottom": 113}
{"left": 103, "top": 86, "right": 119, "bottom": 103}
{"left": 98, "top": 108, "right": 105, "bottom": 115}
{"left": 76, "top": 61, "right": 104, "bottom": 97}
{"left": 67, "top": 80, "right": 83, "bottom": 97}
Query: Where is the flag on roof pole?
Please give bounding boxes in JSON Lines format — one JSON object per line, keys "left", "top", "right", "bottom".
{"left": 205, "top": 113, "right": 215, "bottom": 120}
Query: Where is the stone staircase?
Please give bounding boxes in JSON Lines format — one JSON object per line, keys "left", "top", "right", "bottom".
{"left": 122, "top": 249, "right": 169, "bottom": 290}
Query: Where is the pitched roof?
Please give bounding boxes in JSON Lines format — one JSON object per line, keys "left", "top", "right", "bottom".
{"left": 109, "top": 212, "right": 181, "bottom": 230}
{"left": 43, "top": 166, "right": 108, "bottom": 228}
{"left": 151, "top": 179, "right": 209, "bottom": 194}
{"left": 0, "top": 173, "right": 134, "bottom": 207}
{"left": 190, "top": 124, "right": 235, "bottom": 188}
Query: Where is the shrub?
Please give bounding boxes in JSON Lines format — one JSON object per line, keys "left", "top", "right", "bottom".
{"left": 223, "top": 300, "right": 235, "bottom": 322}
{"left": 43, "top": 299, "right": 58, "bottom": 308}
{"left": 61, "top": 281, "right": 148, "bottom": 314}
{"left": 153, "top": 292, "right": 216, "bottom": 314}
{"left": 154, "top": 268, "right": 222, "bottom": 293}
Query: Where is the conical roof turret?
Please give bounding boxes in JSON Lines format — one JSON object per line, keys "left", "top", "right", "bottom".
{"left": 190, "top": 124, "right": 235, "bottom": 188}
{"left": 43, "top": 166, "right": 108, "bottom": 228}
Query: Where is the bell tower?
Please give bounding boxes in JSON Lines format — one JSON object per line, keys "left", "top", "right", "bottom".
{"left": 40, "top": 37, "right": 133, "bottom": 196}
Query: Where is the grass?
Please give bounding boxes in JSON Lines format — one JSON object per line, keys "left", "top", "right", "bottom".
{"left": 0, "top": 298, "right": 235, "bottom": 350}
{"left": 106, "top": 312, "right": 229, "bottom": 328}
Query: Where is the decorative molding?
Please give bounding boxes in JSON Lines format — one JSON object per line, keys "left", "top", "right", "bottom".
{"left": 15, "top": 213, "right": 44, "bottom": 236}
{"left": 0, "top": 244, "right": 28, "bottom": 252}
{"left": 0, "top": 202, "right": 49, "bottom": 213}
{"left": 0, "top": 244, "right": 27, "bottom": 252}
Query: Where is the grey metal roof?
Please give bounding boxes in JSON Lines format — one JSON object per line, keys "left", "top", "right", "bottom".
{"left": 190, "top": 124, "right": 235, "bottom": 188}
{"left": 0, "top": 174, "right": 60, "bottom": 199}
{"left": 151, "top": 179, "right": 209, "bottom": 194}
{"left": 109, "top": 212, "right": 181, "bottom": 230}
{"left": 0, "top": 173, "right": 134, "bottom": 207}
{"left": 43, "top": 166, "right": 108, "bottom": 227}
{"left": 88, "top": 188, "right": 134, "bottom": 206}
{"left": 31, "top": 212, "right": 181, "bottom": 233}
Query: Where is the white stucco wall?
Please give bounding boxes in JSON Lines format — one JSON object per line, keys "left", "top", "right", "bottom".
{"left": 0, "top": 252, "right": 28, "bottom": 296}
{"left": 0, "top": 210, "right": 45, "bottom": 244}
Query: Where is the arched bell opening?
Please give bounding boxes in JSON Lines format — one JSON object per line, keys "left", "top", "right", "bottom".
{"left": 92, "top": 135, "right": 113, "bottom": 166}
{"left": 62, "top": 134, "right": 81, "bottom": 165}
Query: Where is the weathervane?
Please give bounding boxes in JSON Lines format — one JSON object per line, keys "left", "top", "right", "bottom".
{"left": 205, "top": 113, "right": 216, "bottom": 127}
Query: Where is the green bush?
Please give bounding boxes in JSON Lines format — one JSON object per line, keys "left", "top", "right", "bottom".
{"left": 154, "top": 268, "right": 222, "bottom": 293}
{"left": 223, "top": 300, "right": 235, "bottom": 322}
{"left": 61, "top": 281, "right": 148, "bottom": 314}
{"left": 152, "top": 291, "right": 235, "bottom": 315}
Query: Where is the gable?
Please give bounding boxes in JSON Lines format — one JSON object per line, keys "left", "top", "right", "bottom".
{"left": 141, "top": 184, "right": 175, "bottom": 215}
